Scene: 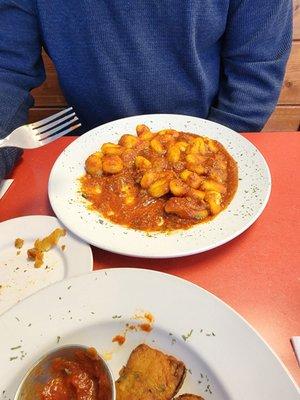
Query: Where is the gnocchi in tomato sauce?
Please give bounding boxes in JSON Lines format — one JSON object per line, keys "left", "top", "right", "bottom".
{"left": 80, "top": 125, "right": 238, "bottom": 232}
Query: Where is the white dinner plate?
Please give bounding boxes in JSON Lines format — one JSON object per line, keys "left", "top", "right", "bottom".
{"left": 0, "top": 268, "right": 298, "bottom": 400}
{"left": 48, "top": 114, "right": 271, "bottom": 258}
{"left": 0, "top": 215, "right": 93, "bottom": 315}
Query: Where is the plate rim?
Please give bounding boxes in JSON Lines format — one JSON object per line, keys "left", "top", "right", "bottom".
{"left": 48, "top": 113, "right": 272, "bottom": 258}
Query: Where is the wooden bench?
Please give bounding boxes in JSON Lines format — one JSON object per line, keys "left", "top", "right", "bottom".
{"left": 29, "top": 1, "right": 300, "bottom": 131}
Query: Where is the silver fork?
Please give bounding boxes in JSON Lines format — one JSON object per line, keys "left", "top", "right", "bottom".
{"left": 0, "top": 107, "right": 81, "bottom": 149}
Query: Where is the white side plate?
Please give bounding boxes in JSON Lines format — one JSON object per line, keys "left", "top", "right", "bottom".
{"left": 0, "top": 215, "right": 93, "bottom": 315}
{"left": 49, "top": 114, "right": 271, "bottom": 258}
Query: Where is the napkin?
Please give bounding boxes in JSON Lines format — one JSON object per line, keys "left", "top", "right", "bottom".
{"left": 0, "top": 179, "right": 13, "bottom": 200}
{"left": 291, "top": 337, "right": 300, "bottom": 367}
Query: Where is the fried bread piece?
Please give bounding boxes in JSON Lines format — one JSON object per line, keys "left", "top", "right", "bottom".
{"left": 174, "top": 395, "right": 204, "bottom": 400}
{"left": 116, "top": 344, "right": 186, "bottom": 400}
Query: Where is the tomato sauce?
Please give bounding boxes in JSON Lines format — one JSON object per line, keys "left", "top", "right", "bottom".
{"left": 38, "top": 348, "right": 112, "bottom": 400}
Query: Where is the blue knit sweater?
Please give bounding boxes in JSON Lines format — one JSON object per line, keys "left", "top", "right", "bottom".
{"left": 0, "top": 0, "right": 292, "bottom": 180}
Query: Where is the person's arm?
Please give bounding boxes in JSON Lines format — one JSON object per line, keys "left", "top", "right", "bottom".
{"left": 0, "top": 0, "right": 45, "bottom": 180}
{"left": 208, "top": 0, "right": 292, "bottom": 132}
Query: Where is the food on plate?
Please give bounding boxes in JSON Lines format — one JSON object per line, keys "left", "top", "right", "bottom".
{"left": 27, "top": 228, "right": 66, "bottom": 268}
{"left": 116, "top": 344, "right": 205, "bottom": 399}
{"left": 14, "top": 238, "right": 24, "bottom": 249}
{"left": 116, "top": 344, "right": 186, "bottom": 400}
{"left": 37, "top": 347, "right": 112, "bottom": 400}
{"left": 80, "top": 125, "right": 238, "bottom": 231}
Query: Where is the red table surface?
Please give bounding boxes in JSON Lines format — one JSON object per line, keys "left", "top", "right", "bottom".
{"left": 0, "top": 133, "right": 299, "bottom": 384}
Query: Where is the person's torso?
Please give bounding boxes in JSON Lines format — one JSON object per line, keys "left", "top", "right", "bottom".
{"left": 37, "top": 0, "right": 229, "bottom": 130}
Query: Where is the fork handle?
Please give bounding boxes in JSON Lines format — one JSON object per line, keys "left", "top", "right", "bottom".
{"left": 0, "top": 136, "right": 13, "bottom": 149}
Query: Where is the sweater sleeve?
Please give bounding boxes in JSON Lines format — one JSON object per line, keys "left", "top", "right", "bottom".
{"left": 0, "top": 0, "right": 45, "bottom": 180}
{"left": 208, "top": 0, "right": 292, "bottom": 132}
